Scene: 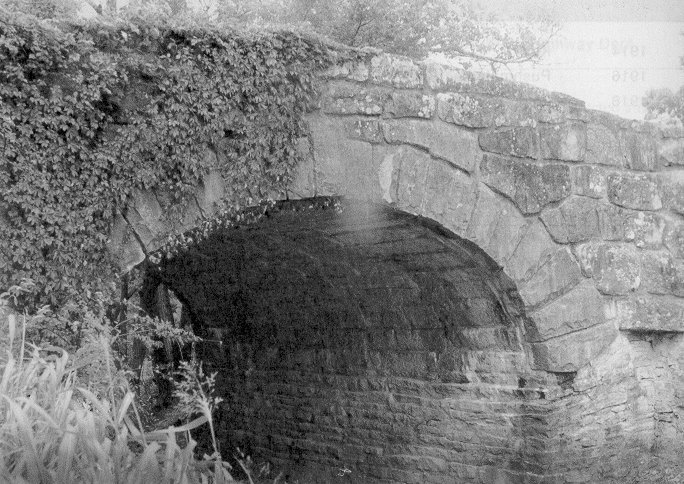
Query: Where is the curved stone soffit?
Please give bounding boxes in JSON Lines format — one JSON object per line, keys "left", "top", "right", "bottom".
{"left": 108, "top": 53, "right": 684, "bottom": 374}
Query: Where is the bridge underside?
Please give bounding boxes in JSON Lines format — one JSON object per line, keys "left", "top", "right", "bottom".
{"left": 145, "top": 198, "right": 680, "bottom": 484}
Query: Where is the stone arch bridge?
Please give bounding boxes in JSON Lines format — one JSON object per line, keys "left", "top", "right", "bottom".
{"left": 109, "top": 54, "right": 684, "bottom": 483}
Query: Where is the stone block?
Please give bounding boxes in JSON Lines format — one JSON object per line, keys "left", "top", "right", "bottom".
{"left": 196, "top": 169, "right": 225, "bottom": 216}
{"left": 530, "top": 321, "right": 617, "bottom": 372}
{"left": 107, "top": 213, "right": 146, "bottom": 272}
{"left": 480, "top": 155, "right": 571, "bottom": 214}
{"left": 586, "top": 123, "right": 624, "bottom": 167}
{"left": 607, "top": 172, "right": 662, "bottom": 211}
{"left": 625, "top": 211, "right": 667, "bottom": 249}
{"left": 466, "top": 184, "right": 528, "bottom": 265}
{"left": 321, "top": 83, "right": 387, "bottom": 116}
{"left": 385, "top": 92, "right": 435, "bottom": 119}
{"left": 505, "top": 220, "right": 558, "bottom": 283}
{"left": 321, "top": 60, "right": 369, "bottom": 81}
{"left": 517, "top": 248, "right": 582, "bottom": 308}
{"left": 596, "top": 203, "right": 628, "bottom": 241}
{"left": 659, "top": 137, "right": 684, "bottom": 166}
{"left": 421, "top": 160, "right": 478, "bottom": 236}
{"left": 124, "top": 190, "right": 166, "bottom": 250}
{"left": 310, "top": 116, "right": 385, "bottom": 198}
{"left": 345, "top": 118, "right": 383, "bottom": 143}
{"left": 424, "top": 62, "right": 583, "bottom": 106}
{"left": 616, "top": 296, "right": 684, "bottom": 332}
{"left": 382, "top": 119, "right": 479, "bottom": 172}
{"left": 479, "top": 127, "right": 539, "bottom": 158}
{"left": 436, "top": 93, "right": 573, "bottom": 129}
{"left": 369, "top": 54, "right": 423, "bottom": 89}
{"left": 664, "top": 223, "right": 684, "bottom": 258}
{"left": 540, "top": 196, "right": 600, "bottom": 243}
{"left": 436, "top": 93, "right": 499, "bottom": 128}
{"left": 620, "top": 130, "right": 658, "bottom": 171}
{"left": 574, "top": 242, "right": 641, "bottom": 295}
{"left": 660, "top": 171, "right": 684, "bottom": 215}
{"left": 571, "top": 164, "right": 607, "bottom": 198}
{"left": 527, "top": 281, "right": 606, "bottom": 342}
{"left": 392, "top": 146, "right": 431, "bottom": 212}
{"left": 540, "top": 122, "right": 587, "bottom": 161}
{"left": 640, "top": 250, "right": 680, "bottom": 296}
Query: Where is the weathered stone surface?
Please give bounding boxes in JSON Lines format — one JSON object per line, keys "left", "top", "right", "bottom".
{"left": 616, "top": 296, "right": 684, "bottom": 332}
{"left": 625, "top": 211, "right": 666, "bottom": 249}
{"left": 479, "top": 127, "right": 539, "bottom": 158}
{"left": 505, "top": 220, "right": 558, "bottom": 282}
{"left": 321, "top": 82, "right": 386, "bottom": 115}
{"left": 527, "top": 281, "right": 606, "bottom": 342}
{"left": 421, "top": 159, "right": 478, "bottom": 235}
{"left": 424, "top": 62, "right": 583, "bottom": 106}
{"left": 607, "top": 172, "right": 662, "bottom": 210}
{"left": 125, "top": 190, "right": 165, "bottom": 248}
{"left": 660, "top": 172, "right": 684, "bottom": 215}
{"left": 480, "top": 155, "right": 571, "bottom": 214}
{"left": 640, "top": 250, "right": 682, "bottom": 296}
{"left": 664, "top": 222, "right": 684, "bottom": 258}
{"left": 530, "top": 322, "right": 617, "bottom": 372}
{"left": 466, "top": 184, "right": 528, "bottom": 265}
{"left": 345, "top": 118, "right": 383, "bottom": 143}
{"left": 596, "top": 203, "right": 628, "bottom": 241}
{"left": 571, "top": 164, "right": 607, "bottom": 198}
{"left": 518, "top": 248, "right": 582, "bottom": 308}
{"left": 437, "top": 93, "right": 576, "bottom": 129}
{"left": 107, "top": 213, "right": 146, "bottom": 271}
{"left": 385, "top": 92, "right": 435, "bottom": 118}
{"left": 310, "top": 116, "right": 386, "bottom": 198}
{"left": 541, "top": 196, "right": 600, "bottom": 243}
{"left": 574, "top": 242, "right": 641, "bottom": 295}
{"left": 382, "top": 119, "right": 479, "bottom": 172}
{"left": 540, "top": 122, "right": 587, "bottom": 161}
{"left": 436, "top": 93, "right": 501, "bottom": 128}
{"left": 369, "top": 54, "right": 423, "bottom": 89}
{"left": 195, "top": 170, "right": 225, "bottom": 216}
{"left": 586, "top": 123, "right": 624, "bottom": 167}
{"left": 621, "top": 130, "right": 658, "bottom": 171}
{"left": 321, "top": 60, "right": 369, "bottom": 82}
{"left": 391, "top": 146, "right": 430, "bottom": 211}
{"left": 659, "top": 137, "right": 684, "bottom": 166}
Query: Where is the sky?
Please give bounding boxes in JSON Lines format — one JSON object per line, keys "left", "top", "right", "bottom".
{"left": 466, "top": 0, "right": 684, "bottom": 120}
{"left": 501, "top": 21, "right": 684, "bottom": 120}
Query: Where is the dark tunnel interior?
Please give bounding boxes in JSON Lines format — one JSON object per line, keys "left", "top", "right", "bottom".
{"left": 142, "top": 198, "right": 552, "bottom": 483}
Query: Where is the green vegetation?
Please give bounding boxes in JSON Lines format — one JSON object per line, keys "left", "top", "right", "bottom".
{"left": 0, "top": 9, "right": 342, "bottom": 307}
{"left": 0, "top": 282, "right": 238, "bottom": 483}
{"left": 643, "top": 32, "right": 683, "bottom": 125}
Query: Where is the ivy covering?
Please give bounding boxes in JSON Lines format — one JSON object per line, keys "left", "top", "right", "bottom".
{"left": 0, "top": 12, "right": 343, "bottom": 305}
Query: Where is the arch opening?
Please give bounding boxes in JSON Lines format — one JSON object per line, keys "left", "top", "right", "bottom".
{"left": 146, "top": 198, "right": 555, "bottom": 482}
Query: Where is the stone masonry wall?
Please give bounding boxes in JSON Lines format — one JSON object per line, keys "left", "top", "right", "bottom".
{"left": 109, "top": 53, "right": 684, "bottom": 482}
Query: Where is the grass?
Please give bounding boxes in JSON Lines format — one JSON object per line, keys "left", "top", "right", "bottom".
{"left": 0, "top": 294, "right": 237, "bottom": 483}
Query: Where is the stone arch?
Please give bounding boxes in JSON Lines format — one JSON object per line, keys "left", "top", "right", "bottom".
{"left": 107, "top": 53, "right": 684, "bottom": 481}
{"left": 146, "top": 198, "right": 556, "bottom": 482}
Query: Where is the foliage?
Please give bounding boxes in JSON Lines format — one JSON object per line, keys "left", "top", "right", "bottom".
{"left": 0, "top": 296, "right": 236, "bottom": 483}
{"left": 2, "top": 0, "right": 80, "bottom": 20}
{"left": 643, "top": 32, "right": 683, "bottom": 125}
{"left": 125, "top": 0, "right": 557, "bottom": 72}
{"left": 643, "top": 85, "right": 684, "bottom": 125}
{"left": 0, "top": 10, "right": 341, "bottom": 306}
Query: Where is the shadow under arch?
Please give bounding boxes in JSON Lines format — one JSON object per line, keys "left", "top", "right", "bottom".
{"left": 142, "top": 197, "right": 557, "bottom": 483}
